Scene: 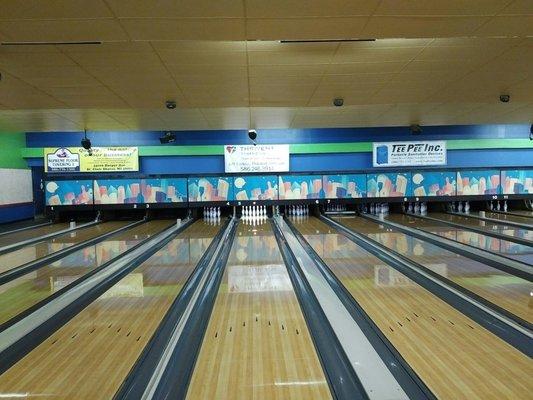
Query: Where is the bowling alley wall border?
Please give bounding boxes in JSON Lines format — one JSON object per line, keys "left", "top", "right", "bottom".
{"left": 44, "top": 167, "right": 533, "bottom": 209}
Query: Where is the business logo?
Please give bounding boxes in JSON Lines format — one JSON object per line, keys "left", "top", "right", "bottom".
{"left": 226, "top": 145, "right": 237, "bottom": 154}
{"left": 46, "top": 148, "right": 80, "bottom": 172}
{"left": 376, "top": 145, "right": 388, "bottom": 165}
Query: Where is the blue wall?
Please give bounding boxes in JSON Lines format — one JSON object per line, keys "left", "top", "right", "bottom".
{"left": 0, "top": 203, "right": 34, "bottom": 224}
{"left": 26, "top": 124, "right": 532, "bottom": 175}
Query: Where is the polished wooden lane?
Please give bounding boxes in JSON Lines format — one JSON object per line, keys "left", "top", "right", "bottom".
{"left": 293, "top": 217, "right": 532, "bottom": 400}
{"left": 0, "top": 223, "right": 69, "bottom": 247}
{"left": 0, "top": 221, "right": 131, "bottom": 275}
{"left": 0, "top": 220, "right": 220, "bottom": 399}
{"left": 0, "top": 220, "right": 173, "bottom": 326}
{"left": 479, "top": 211, "right": 533, "bottom": 225}
{"left": 387, "top": 214, "right": 533, "bottom": 265}
{"left": 335, "top": 216, "right": 532, "bottom": 324}
{"left": 186, "top": 221, "right": 331, "bottom": 400}
{"left": 431, "top": 213, "right": 532, "bottom": 242}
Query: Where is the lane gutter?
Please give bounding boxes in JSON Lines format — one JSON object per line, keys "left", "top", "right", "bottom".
{"left": 406, "top": 213, "right": 533, "bottom": 247}
{"left": 114, "top": 218, "right": 232, "bottom": 400}
{"left": 320, "top": 214, "right": 533, "bottom": 357}
{"left": 0, "top": 218, "right": 194, "bottom": 374}
{"left": 360, "top": 214, "right": 532, "bottom": 280}
{"left": 0, "top": 219, "right": 147, "bottom": 285}
{"left": 283, "top": 216, "right": 436, "bottom": 400}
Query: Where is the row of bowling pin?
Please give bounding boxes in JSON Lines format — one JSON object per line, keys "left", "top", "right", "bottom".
{"left": 449, "top": 201, "right": 470, "bottom": 213}
{"left": 489, "top": 201, "right": 508, "bottom": 212}
{"left": 407, "top": 202, "right": 427, "bottom": 214}
{"left": 203, "top": 207, "right": 221, "bottom": 219}
{"left": 326, "top": 204, "right": 346, "bottom": 212}
{"left": 287, "top": 205, "right": 309, "bottom": 216}
{"left": 241, "top": 214, "right": 267, "bottom": 225}
{"left": 366, "top": 203, "right": 390, "bottom": 215}
{"left": 242, "top": 205, "right": 267, "bottom": 218}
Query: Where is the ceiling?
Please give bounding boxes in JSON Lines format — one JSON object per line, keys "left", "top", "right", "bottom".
{"left": 0, "top": 0, "right": 531, "bottom": 132}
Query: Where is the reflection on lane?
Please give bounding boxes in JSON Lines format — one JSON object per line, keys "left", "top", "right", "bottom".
{"left": 432, "top": 213, "right": 532, "bottom": 242}
{"left": 335, "top": 216, "right": 532, "bottom": 323}
{"left": 292, "top": 216, "right": 532, "bottom": 399}
{"left": 0, "top": 221, "right": 130, "bottom": 275}
{"left": 187, "top": 220, "right": 331, "bottom": 400}
{"left": 0, "top": 220, "right": 221, "bottom": 400}
{"left": 0, "top": 223, "right": 69, "bottom": 247}
{"left": 388, "top": 214, "right": 533, "bottom": 265}
{"left": 0, "top": 220, "right": 171, "bottom": 326}
{"left": 481, "top": 211, "right": 533, "bottom": 225}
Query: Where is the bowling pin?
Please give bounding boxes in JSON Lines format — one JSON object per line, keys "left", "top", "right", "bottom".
{"left": 503, "top": 200, "right": 508, "bottom": 212}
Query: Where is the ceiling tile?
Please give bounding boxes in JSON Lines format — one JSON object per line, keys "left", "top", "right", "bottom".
{"left": 245, "top": 1, "right": 380, "bottom": 17}
{"left": 374, "top": 1, "right": 511, "bottom": 16}
{"left": 0, "top": 0, "right": 113, "bottom": 19}
{"left": 474, "top": 16, "right": 533, "bottom": 36}
{"left": 106, "top": 0, "right": 244, "bottom": 18}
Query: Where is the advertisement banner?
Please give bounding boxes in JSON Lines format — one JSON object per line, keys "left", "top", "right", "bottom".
{"left": 373, "top": 140, "right": 446, "bottom": 167}
{"left": 44, "top": 147, "right": 139, "bottom": 173}
{"left": 224, "top": 144, "right": 289, "bottom": 173}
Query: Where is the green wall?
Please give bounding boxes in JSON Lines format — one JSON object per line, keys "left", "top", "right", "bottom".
{"left": 0, "top": 132, "right": 27, "bottom": 169}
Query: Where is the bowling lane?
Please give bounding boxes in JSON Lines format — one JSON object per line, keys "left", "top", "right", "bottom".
{"left": 475, "top": 211, "right": 533, "bottom": 225}
{"left": 0, "top": 222, "right": 69, "bottom": 247}
{"left": 0, "top": 220, "right": 172, "bottom": 326}
{"left": 431, "top": 213, "right": 532, "bottom": 243}
{"left": 387, "top": 214, "right": 533, "bottom": 265}
{"left": 292, "top": 217, "right": 532, "bottom": 399}
{"left": 187, "top": 221, "right": 331, "bottom": 399}
{"left": 335, "top": 216, "right": 532, "bottom": 324}
{"left": 0, "top": 221, "right": 131, "bottom": 275}
{"left": 0, "top": 220, "right": 221, "bottom": 399}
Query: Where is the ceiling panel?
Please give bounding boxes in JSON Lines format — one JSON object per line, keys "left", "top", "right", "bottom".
{"left": 0, "top": 0, "right": 113, "bottom": 19}
{"left": 106, "top": 0, "right": 244, "bottom": 18}
{"left": 374, "top": 1, "right": 513, "bottom": 16}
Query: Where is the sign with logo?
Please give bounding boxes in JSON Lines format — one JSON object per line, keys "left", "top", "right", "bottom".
{"left": 44, "top": 147, "right": 139, "bottom": 173}
{"left": 373, "top": 140, "right": 446, "bottom": 167}
{"left": 224, "top": 144, "right": 289, "bottom": 173}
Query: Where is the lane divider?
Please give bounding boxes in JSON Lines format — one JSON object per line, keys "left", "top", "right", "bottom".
{"left": 360, "top": 214, "right": 532, "bottom": 279}
{"left": 321, "top": 214, "right": 533, "bottom": 357}
{"left": 283, "top": 216, "right": 436, "bottom": 400}
{"left": 0, "top": 218, "right": 193, "bottom": 374}
{"left": 0, "top": 219, "right": 101, "bottom": 256}
{"left": 0, "top": 219, "right": 147, "bottom": 286}
{"left": 0, "top": 220, "right": 52, "bottom": 237}
{"left": 447, "top": 211, "right": 533, "bottom": 230}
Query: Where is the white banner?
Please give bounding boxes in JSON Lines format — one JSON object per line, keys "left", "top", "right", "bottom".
{"left": 373, "top": 140, "right": 446, "bottom": 167}
{"left": 224, "top": 144, "right": 289, "bottom": 173}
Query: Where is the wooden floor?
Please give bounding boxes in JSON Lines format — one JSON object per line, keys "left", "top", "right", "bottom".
{"left": 335, "top": 216, "right": 533, "bottom": 324}
{"left": 481, "top": 211, "right": 533, "bottom": 225}
{"left": 186, "top": 221, "right": 331, "bottom": 400}
{"left": 387, "top": 214, "right": 533, "bottom": 265}
{"left": 0, "top": 223, "right": 69, "bottom": 247}
{"left": 432, "top": 213, "right": 532, "bottom": 243}
{"left": 0, "top": 221, "right": 130, "bottom": 275}
{"left": 293, "top": 217, "right": 533, "bottom": 400}
{"left": 0, "top": 220, "right": 220, "bottom": 399}
{"left": 0, "top": 220, "right": 172, "bottom": 326}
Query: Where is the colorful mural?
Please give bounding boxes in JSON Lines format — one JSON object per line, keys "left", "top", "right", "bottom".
{"left": 140, "top": 178, "right": 187, "bottom": 203}
{"left": 233, "top": 175, "right": 278, "bottom": 201}
{"left": 322, "top": 174, "right": 366, "bottom": 199}
{"left": 456, "top": 170, "right": 500, "bottom": 195}
{"left": 411, "top": 171, "right": 456, "bottom": 197}
{"left": 188, "top": 176, "right": 233, "bottom": 202}
{"left": 501, "top": 169, "right": 533, "bottom": 194}
{"left": 45, "top": 180, "right": 93, "bottom": 206}
{"left": 94, "top": 179, "right": 141, "bottom": 204}
{"left": 278, "top": 175, "right": 323, "bottom": 200}
{"left": 367, "top": 172, "right": 411, "bottom": 197}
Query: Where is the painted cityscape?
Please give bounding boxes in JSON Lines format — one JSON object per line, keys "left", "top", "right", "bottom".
{"left": 456, "top": 170, "right": 500, "bottom": 195}
{"left": 94, "top": 179, "right": 141, "bottom": 204}
{"left": 322, "top": 174, "right": 367, "bottom": 198}
{"left": 188, "top": 176, "right": 233, "bottom": 202}
{"left": 233, "top": 175, "right": 278, "bottom": 201}
{"left": 45, "top": 180, "right": 93, "bottom": 206}
{"left": 278, "top": 175, "right": 323, "bottom": 200}
{"left": 367, "top": 172, "right": 411, "bottom": 197}
{"left": 501, "top": 169, "right": 533, "bottom": 194}
{"left": 411, "top": 171, "right": 456, "bottom": 197}
{"left": 140, "top": 178, "right": 187, "bottom": 203}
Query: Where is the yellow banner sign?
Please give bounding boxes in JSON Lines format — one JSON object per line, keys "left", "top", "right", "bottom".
{"left": 44, "top": 147, "right": 139, "bottom": 173}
